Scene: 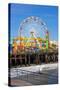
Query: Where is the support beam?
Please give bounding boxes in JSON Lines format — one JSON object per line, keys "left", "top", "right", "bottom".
{"left": 25, "top": 54, "right": 27, "bottom": 66}
{"left": 45, "top": 54, "right": 48, "bottom": 63}
{"left": 28, "top": 54, "right": 30, "bottom": 65}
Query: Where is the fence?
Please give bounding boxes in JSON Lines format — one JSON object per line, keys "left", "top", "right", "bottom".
{"left": 9, "top": 68, "right": 58, "bottom": 85}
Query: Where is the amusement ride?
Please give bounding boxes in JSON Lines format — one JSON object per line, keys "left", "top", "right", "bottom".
{"left": 11, "top": 16, "right": 57, "bottom": 54}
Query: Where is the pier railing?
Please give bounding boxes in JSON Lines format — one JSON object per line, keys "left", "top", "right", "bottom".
{"left": 9, "top": 68, "right": 58, "bottom": 85}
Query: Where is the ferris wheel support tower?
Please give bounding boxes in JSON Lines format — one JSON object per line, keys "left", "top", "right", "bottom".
{"left": 30, "top": 31, "right": 40, "bottom": 48}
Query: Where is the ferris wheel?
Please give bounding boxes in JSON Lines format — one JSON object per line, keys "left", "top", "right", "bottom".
{"left": 17, "top": 16, "right": 49, "bottom": 49}
{"left": 18, "top": 16, "right": 48, "bottom": 38}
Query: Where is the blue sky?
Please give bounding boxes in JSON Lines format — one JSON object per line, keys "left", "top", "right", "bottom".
{"left": 9, "top": 3, "right": 58, "bottom": 44}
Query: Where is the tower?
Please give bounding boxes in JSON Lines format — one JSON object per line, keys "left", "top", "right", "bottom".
{"left": 46, "top": 31, "right": 49, "bottom": 50}
{"left": 30, "top": 31, "right": 40, "bottom": 48}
